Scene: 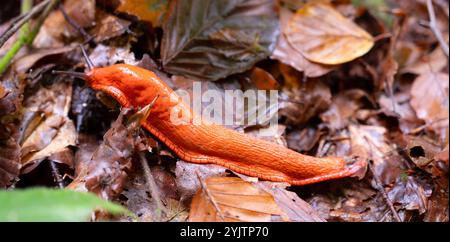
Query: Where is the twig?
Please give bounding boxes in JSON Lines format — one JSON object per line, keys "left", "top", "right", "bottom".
{"left": 0, "top": 0, "right": 61, "bottom": 74}
{"left": 427, "top": 0, "right": 449, "bottom": 57}
{"left": 139, "top": 152, "right": 167, "bottom": 219}
{"left": 195, "top": 172, "right": 225, "bottom": 221}
{"left": 58, "top": 4, "right": 92, "bottom": 41}
{"left": 368, "top": 162, "right": 402, "bottom": 222}
{"left": 364, "top": 135, "right": 402, "bottom": 222}
{"left": 49, "top": 160, "right": 64, "bottom": 188}
{"left": 0, "top": 0, "right": 50, "bottom": 49}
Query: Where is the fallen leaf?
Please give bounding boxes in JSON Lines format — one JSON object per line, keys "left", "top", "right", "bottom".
{"left": 175, "top": 161, "right": 228, "bottom": 200}
{"left": 116, "top": 0, "right": 168, "bottom": 27}
{"left": 89, "top": 44, "right": 137, "bottom": 67}
{"left": 189, "top": 176, "right": 288, "bottom": 222}
{"left": 410, "top": 72, "right": 449, "bottom": 143}
{"left": 271, "top": 7, "right": 334, "bottom": 77}
{"left": 320, "top": 89, "right": 370, "bottom": 130}
{"left": 0, "top": 84, "right": 6, "bottom": 99}
{"left": 0, "top": 70, "right": 24, "bottom": 188}
{"left": 279, "top": 65, "right": 331, "bottom": 125}
{"left": 90, "top": 10, "right": 131, "bottom": 43}
{"left": 12, "top": 46, "right": 75, "bottom": 73}
{"left": 68, "top": 108, "right": 141, "bottom": 200}
{"left": 20, "top": 81, "right": 76, "bottom": 173}
{"left": 161, "top": 0, "right": 279, "bottom": 81}
{"left": 34, "top": 0, "right": 96, "bottom": 47}
{"left": 285, "top": 2, "right": 374, "bottom": 65}
{"left": 249, "top": 67, "right": 279, "bottom": 90}
{"left": 402, "top": 47, "right": 448, "bottom": 75}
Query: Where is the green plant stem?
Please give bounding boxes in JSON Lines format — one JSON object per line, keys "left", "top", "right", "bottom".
{"left": 0, "top": 0, "right": 60, "bottom": 75}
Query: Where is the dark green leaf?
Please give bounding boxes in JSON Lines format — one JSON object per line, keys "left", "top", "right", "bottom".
{"left": 0, "top": 188, "right": 131, "bottom": 221}
{"left": 161, "top": 0, "right": 279, "bottom": 81}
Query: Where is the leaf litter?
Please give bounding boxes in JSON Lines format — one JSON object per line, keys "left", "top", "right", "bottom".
{"left": 0, "top": 0, "right": 448, "bottom": 222}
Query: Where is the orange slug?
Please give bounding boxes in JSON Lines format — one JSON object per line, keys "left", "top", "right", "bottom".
{"left": 77, "top": 64, "right": 364, "bottom": 185}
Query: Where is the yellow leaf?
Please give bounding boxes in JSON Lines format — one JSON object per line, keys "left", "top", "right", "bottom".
{"left": 189, "top": 177, "right": 288, "bottom": 222}
{"left": 116, "top": 0, "right": 168, "bottom": 27}
{"left": 285, "top": 2, "right": 374, "bottom": 65}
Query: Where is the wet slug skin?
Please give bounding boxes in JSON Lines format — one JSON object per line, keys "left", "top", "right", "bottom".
{"left": 85, "top": 64, "right": 365, "bottom": 185}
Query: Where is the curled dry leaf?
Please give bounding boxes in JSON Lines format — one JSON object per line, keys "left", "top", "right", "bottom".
{"left": 161, "top": 0, "right": 279, "bottom": 81}
{"left": 90, "top": 10, "right": 131, "bottom": 43}
{"left": 189, "top": 176, "right": 289, "bottom": 222}
{"left": 410, "top": 72, "right": 449, "bottom": 143}
{"left": 116, "top": 0, "right": 168, "bottom": 27}
{"left": 285, "top": 2, "right": 374, "bottom": 65}
{"left": 68, "top": 109, "right": 141, "bottom": 200}
{"left": 20, "top": 81, "right": 76, "bottom": 173}
{"left": 34, "top": 0, "right": 96, "bottom": 48}
{"left": 279, "top": 65, "right": 331, "bottom": 125}
{"left": 12, "top": 46, "right": 75, "bottom": 74}
{"left": 0, "top": 71, "right": 25, "bottom": 187}
{"left": 271, "top": 7, "right": 335, "bottom": 77}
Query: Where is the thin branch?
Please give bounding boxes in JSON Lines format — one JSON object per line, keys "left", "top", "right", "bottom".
{"left": 139, "top": 152, "right": 167, "bottom": 220}
{"left": 0, "top": 0, "right": 60, "bottom": 74}
{"left": 58, "top": 4, "right": 92, "bottom": 41}
{"left": 0, "top": 0, "right": 50, "bottom": 49}
{"left": 195, "top": 172, "right": 225, "bottom": 221}
{"left": 427, "top": 0, "right": 449, "bottom": 57}
{"left": 364, "top": 136, "right": 402, "bottom": 222}
{"left": 49, "top": 160, "right": 64, "bottom": 188}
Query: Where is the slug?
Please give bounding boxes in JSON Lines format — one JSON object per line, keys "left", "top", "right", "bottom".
{"left": 73, "top": 64, "right": 364, "bottom": 185}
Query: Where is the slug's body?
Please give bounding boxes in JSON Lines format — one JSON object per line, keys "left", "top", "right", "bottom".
{"left": 85, "top": 64, "right": 364, "bottom": 185}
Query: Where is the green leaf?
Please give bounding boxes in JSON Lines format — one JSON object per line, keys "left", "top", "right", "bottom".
{"left": 161, "top": 0, "right": 280, "bottom": 81}
{"left": 0, "top": 188, "right": 131, "bottom": 221}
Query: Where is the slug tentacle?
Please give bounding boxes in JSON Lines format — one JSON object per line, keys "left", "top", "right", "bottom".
{"left": 86, "top": 64, "right": 365, "bottom": 185}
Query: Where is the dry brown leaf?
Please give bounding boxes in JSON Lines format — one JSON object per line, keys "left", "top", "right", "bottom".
{"left": 249, "top": 67, "right": 279, "bottom": 90}
{"left": 34, "top": 0, "right": 95, "bottom": 47}
{"left": 285, "top": 2, "right": 374, "bottom": 65}
{"left": 271, "top": 7, "right": 335, "bottom": 77}
{"left": 279, "top": 64, "right": 331, "bottom": 125}
{"left": 175, "top": 161, "right": 228, "bottom": 200}
{"left": 410, "top": 72, "right": 449, "bottom": 143}
{"left": 0, "top": 84, "right": 6, "bottom": 99}
{"left": 12, "top": 46, "right": 75, "bottom": 74}
{"left": 189, "top": 176, "right": 289, "bottom": 222}
{"left": 90, "top": 10, "right": 131, "bottom": 43}
{"left": 0, "top": 70, "right": 23, "bottom": 188}
{"left": 68, "top": 108, "right": 145, "bottom": 200}
{"left": 116, "top": 0, "right": 168, "bottom": 27}
{"left": 402, "top": 47, "right": 448, "bottom": 75}
{"left": 20, "top": 81, "right": 76, "bottom": 173}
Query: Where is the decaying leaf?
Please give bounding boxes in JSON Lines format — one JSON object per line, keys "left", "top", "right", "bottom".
{"left": 279, "top": 65, "right": 331, "bottom": 125}
{"left": 20, "top": 81, "right": 76, "bottom": 173}
{"left": 175, "top": 161, "right": 228, "bottom": 200}
{"left": 271, "top": 7, "right": 335, "bottom": 77}
{"left": 0, "top": 84, "right": 6, "bottom": 99}
{"left": 116, "top": 0, "right": 168, "bottom": 27}
{"left": 285, "top": 2, "right": 374, "bottom": 65}
{"left": 161, "top": 0, "right": 279, "bottom": 81}
{"left": 0, "top": 70, "right": 25, "bottom": 188}
{"left": 12, "top": 46, "right": 75, "bottom": 74}
{"left": 189, "top": 176, "right": 289, "bottom": 222}
{"left": 90, "top": 10, "right": 131, "bottom": 43}
{"left": 410, "top": 72, "right": 449, "bottom": 143}
{"left": 34, "top": 0, "right": 96, "bottom": 47}
{"left": 68, "top": 108, "right": 141, "bottom": 200}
